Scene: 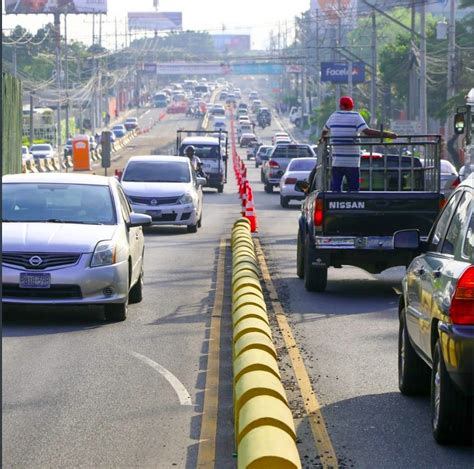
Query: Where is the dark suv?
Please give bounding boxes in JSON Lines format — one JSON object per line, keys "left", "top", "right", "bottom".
{"left": 396, "top": 175, "right": 474, "bottom": 444}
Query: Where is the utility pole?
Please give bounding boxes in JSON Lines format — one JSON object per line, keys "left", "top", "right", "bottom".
{"left": 12, "top": 43, "right": 17, "bottom": 76}
{"left": 335, "top": 0, "right": 342, "bottom": 109}
{"left": 29, "top": 93, "right": 34, "bottom": 147}
{"left": 419, "top": 1, "right": 427, "bottom": 134}
{"left": 370, "top": 12, "right": 377, "bottom": 126}
{"left": 64, "top": 14, "right": 70, "bottom": 141}
{"left": 98, "top": 14, "right": 103, "bottom": 129}
{"left": 115, "top": 16, "right": 118, "bottom": 51}
{"left": 446, "top": 0, "right": 456, "bottom": 143}
{"left": 54, "top": 12, "right": 62, "bottom": 170}
{"left": 408, "top": 0, "right": 417, "bottom": 120}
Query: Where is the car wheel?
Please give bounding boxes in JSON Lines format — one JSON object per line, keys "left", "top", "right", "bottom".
{"left": 187, "top": 223, "right": 198, "bottom": 233}
{"left": 217, "top": 184, "right": 224, "bottom": 193}
{"left": 398, "top": 309, "right": 430, "bottom": 395}
{"left": 255, "top": 162, "right": 259, "bottom": 168}
{"left": 197, "top": 213, "right": 202, "bottom": 228}
{"left": 264, "top": 184, "right": 273, "bottom": 194}
{"left": 294, "top": 118, "right": 301, "bottom": 127}
{"left": 260, "top": 170, "right": 264, "bottom": 182}
{"left": 280, "top": 195, "right": 289, "bottom": 208}
{"left": 303, "top": 236, "right": 327, "bottom": 292}
{"left": 296, "top": 228, "right": 304, "bottom": 279}
{"left": 431, "top": 340, "right": 473, "bottom": 445}
{"left": 129, "top": 268, "right": 144, "bottom": 304}
{"left": 105, "top": 297, "right": 128, "bottom": 322}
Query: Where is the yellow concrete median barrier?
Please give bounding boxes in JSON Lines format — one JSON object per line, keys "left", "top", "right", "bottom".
{"left": 25, "top": 159, "right": 38, "bottom": 173}
{"left": 237, "top": 426, "right": 301, "bottom": 469}
{"left": 232, "top": 286, "right": 264, "bottom": 305}
{"left": 232, "top": 261, "right": 260, "bottom": 277}
{"left": 237, "top": 395, "right": 296, "bottom": 446}
{"left": 234, "top": 331, "right": 276, "bottom": 360}
{"left": 234, "top": 217, "right": 251, "bottom": 228}
{"left": 233, "top": 318, "right": 272, "bottom": 344}
{"left": 232, "top": 269, "right": 259, "bottom": 287}
{"left": 35, "top": 158, "right": 47, "bottom": 172}
{"left": 233, "top": 277, "right": 262, "bottom": 294}
{"left": 233, "top": 248, "right": 257, "bottom": 261}
{"left": 233, "top": 254, "right": 259, "bottom": 268}
{"left": 235, "top": 370, "right": 287, "bottom": 415}
{"left": 45, "top": 157, "right": 55, "bottom": 172}
{"left": 233, "top": 294, "right": 267, "bottom": 315}
{"left": 65, "top": 155, "right": 73, "bottom": 168}
{"left": 22, "top": 161, "right": 27, "bottom": 173}
{"left": 52, "top": 156, "right": 61, "bottom": 171}
{"left": 233, "top": 305, "right": 269, "bottom": 328}
{"left": 232, "top": 241, "right": 255, "bottom": 253}
{"left": 234, "top": 349, "right": 280, "bottom": 384}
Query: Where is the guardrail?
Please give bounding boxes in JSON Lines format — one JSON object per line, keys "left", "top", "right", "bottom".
{"left": 22, "top": 129, "right": 139, "bottom": 174}
{"left": 231, "top": 218, "right": 302, "bottom": 469}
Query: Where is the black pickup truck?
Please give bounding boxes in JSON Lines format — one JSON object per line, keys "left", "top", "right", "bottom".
{"left": 296, "top": 135, "right": 445, "bottom": 292}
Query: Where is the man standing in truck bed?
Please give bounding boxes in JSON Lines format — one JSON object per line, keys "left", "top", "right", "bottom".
{"left": 320, "top": 96, "right": 397, "bottom": 191}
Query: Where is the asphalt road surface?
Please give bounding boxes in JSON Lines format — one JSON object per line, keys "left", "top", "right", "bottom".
{"left": 3, "top": 101, "right": 473, "bottom": 469}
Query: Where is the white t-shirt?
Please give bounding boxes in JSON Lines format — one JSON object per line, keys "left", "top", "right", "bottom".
{"left": 189, "top": 155, "right": 202, "bottom": 172}
{"left": 324, "top": 111, "right": 369, "bottom": 168}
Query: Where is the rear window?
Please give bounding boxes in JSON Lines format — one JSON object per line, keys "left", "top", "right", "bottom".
{"left": 31, "top": 145, "right": 51, "bottom": 151}
{"left": 123, "top": 161, "right": 190, "bottom": 183}
{"left": 272, "top": 146, "right": 313, "bottom": 159}
{"left": 180, "top": 144, "right": 220, "bottom": 160}
{"left": 289, "top": 159, "right": 317, "bottom": 171}
{"left": 360, "top": 155, "right": 422, "bottom": 168}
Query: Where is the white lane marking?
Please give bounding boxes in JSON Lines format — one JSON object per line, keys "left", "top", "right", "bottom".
{"left": 130, "top": 351, "right": 193, "bottom": 406}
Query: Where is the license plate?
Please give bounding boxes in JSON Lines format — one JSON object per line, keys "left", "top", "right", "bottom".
{"left": 147, "top": 210, "right": 162, "bottom": 217}
{"left": 19, "top": 273, "right": 51, "bottom": 289}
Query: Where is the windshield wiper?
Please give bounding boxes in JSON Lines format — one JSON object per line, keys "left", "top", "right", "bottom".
{"left": 46, "top": 219, "right": 103, "bottom": 225}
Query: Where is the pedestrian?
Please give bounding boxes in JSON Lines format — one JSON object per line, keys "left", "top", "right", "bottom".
{"left": 319, "top": 96, "right": 397, "bottom": 192}
{"left": 105, "top": 113, "right": 111, "bottom": 125}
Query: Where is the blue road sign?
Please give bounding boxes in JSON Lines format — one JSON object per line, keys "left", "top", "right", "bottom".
{"left": 321, "top": 62, "right": 365, "bottom": 84}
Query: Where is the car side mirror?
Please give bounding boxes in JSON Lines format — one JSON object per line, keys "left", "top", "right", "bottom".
{"left": 295, "top": 180, "right": 310, "bottom": 193}
{"left": 197, "top": 176, "right": 207, "bottom": 186}
{"left": 128, "top": 212, "right": 152, "bottom": 228}
{"left": 393, "top": 229, "right": 420, "bottom": 250}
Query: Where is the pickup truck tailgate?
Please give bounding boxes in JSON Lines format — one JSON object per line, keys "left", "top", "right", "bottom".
{"left": 322, "top": 192, "right": 441, "bottom": 237}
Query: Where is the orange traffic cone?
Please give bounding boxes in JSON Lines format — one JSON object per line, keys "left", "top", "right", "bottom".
{"left": 244, "top": 191, "right": 257, "bottom": 233}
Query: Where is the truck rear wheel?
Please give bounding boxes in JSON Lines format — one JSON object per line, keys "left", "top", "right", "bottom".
{"left": 217, "top": 184, "right": 224, "bottom": 193}
{"left": 264, "top": 184, "right": 273, "bottom": 194}
{"left": 303, "top": 237, "right": 327, "bottom": 292}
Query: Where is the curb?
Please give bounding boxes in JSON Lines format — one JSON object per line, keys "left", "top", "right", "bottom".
{"left": 231, "top": 218, "right": 302, "bottom": 469}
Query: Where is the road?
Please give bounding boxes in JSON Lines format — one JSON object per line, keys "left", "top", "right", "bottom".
{"left": 3, "top": 101, "right": 473, "bottom": 468}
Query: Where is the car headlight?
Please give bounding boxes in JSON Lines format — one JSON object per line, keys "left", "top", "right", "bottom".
{"left": 91, "top": 241, "right": 117, "bottom": 267}
{"left": 178, "top": 193, "right": 194, "bottom": 205}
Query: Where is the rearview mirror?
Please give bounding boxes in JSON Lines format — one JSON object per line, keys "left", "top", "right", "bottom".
{"left": 128, "top": 212, "right": 152, "bottom": 228}
{"left": 393, "top": 229, "right": 420, "bottom": 250}
{"left": 295, "top": 180, "right": 310, "bottom": 193}
{"left": 454, "top": 112, "right": 465, "bottom": 134}
{"left": 197, "top": 177, "right": 207, "bottom": 186}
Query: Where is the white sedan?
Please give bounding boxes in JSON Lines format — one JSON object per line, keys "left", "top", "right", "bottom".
{"left": 120, "top": 155, "right": 205, "bottom": 233}
{"left": 279, "top": 157, "right": 317, "bottom": 208}
{"left": 30, "top": 143, "right": 55, "bottom": 159}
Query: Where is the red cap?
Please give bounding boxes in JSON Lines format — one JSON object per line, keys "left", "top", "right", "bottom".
{"left": 340, "top": 96, "right": 354, "bottom": 110}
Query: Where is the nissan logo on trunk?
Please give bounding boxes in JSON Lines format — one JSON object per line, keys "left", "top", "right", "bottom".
{"left": 29, "top": 256, "right": 43, "bottom": 266}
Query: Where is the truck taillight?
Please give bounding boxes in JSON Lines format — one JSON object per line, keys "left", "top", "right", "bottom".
{"left": 313, "top": 198, "right": 324, "bottom": 228}
{"left": 269, "top": 160, "right": 280, "bottom": 168}
{"left": 450, "top": 266, "right": 474, "bottom": 325}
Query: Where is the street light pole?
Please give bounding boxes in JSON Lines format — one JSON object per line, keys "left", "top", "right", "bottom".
{"left": 420, "top": 1, "right": 427, "bottom": 134}
{"left": 54, "top": 12, "right": 62, "bottom": 171}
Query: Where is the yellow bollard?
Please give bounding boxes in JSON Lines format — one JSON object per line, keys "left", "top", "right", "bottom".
{"left": 233, "top": 349, "right": 281, "bottom": 384}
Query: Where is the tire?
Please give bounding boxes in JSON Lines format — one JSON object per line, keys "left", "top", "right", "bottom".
{"left": 217, "top": 184, "right": 224, "bottom": 193}
{"left": 294, "top": 118, "right": 301, "bottom": 127}
{"left": 197, "top": 214, "right": 202, "bottom": 228}
{"left": 129, "top": 273, "right": 144, "bottom": 304}
{"left": 105, "top": 297, "right": 128, "bottom": 322}
{"left": 398, "top": 310, "right": 430, "bottom": 395}
{"left": 260, "top": 170, "right": 264, "bottom": 183}
{"left": 187, "top": 223, "right": 198, "bottom": 233}
{"left": 431, "top": 340, "right": 473, "bottom": 445}
{"left": 255, "top": 162, "right": 259, "bottom": 168}
{"left": 303, "top": 236, "right": 327, "bottom": 292}
{"left": 296, "top": 228, "right": 304, "bottom": 279}
{"left": 280, "top": 195, "right": 289, "bottom": 208}
{"left": 264, "top": 183, "right": 273, "bottom": 194}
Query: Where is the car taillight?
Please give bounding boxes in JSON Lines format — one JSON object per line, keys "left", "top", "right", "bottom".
{"left": 269, "top": 160, "right": 280, "bottom": 168}
{"left": 450, "top": 266, "right": 474, "bottom": 325}
{"left": 439, "top": 195, "right": 447, "bottom": 210}
{"left": 450, "top": 177, "right": 461, "bottom": 189}
{"left": 285, "top": 177, "right": 297, "bottom": 184}
{"left": 313, "top": 198, "right": 324, "bottom": 228}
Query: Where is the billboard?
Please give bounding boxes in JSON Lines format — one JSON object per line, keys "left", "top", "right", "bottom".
{"left": 5, "top": 0, "right": 107, "bottom": 14}
{"left": 212, "top": 35, "right": 251, "bottom": 53}
{"left": 128, "top": 12, "right": 182, "bottom": 31}
{"left": 321, "top": 61, "right": 365, "bottom": 84}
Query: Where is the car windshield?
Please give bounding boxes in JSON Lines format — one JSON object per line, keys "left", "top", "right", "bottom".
{"left": 2, "top": 183, "right": 116, "bottom": 225}
{"left": 272, "top": 146, "right": 313, "bottom": 158}
{"left": 123, "top": 161, "right": 191, "bottom": 183}
{"left": 289, "top": 159, "right": 317, "bottom": 171}
{"left": 31, "top": 145, "right": 51, "bottom": 151}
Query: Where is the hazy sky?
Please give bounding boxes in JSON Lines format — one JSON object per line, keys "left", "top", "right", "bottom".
{"left": 2, "top": 0, "right": 310, "bottom": 50}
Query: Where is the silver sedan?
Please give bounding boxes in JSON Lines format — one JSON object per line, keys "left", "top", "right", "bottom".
{"left": 279, "top": 157, "right": 317, "bottom": 208}
{"left": 2, "top": 173, "right": 151, "bottom": 321}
